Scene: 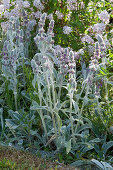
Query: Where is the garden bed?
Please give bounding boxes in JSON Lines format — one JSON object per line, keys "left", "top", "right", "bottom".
{"left": 0, "top": 146, "right": 78, "bottom": 170}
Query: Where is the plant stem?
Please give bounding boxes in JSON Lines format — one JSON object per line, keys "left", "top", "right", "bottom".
{"left": 38, "top": 79, "right": 48, "bottom": 139}
{"left": 70, "top": 94, "right": 75, "bottom": 144}
{"left": 14, "top": 69, "right": 17, "bottom": 111}
{"left": 46, "top": 75, "right": 57, "bottom": 137}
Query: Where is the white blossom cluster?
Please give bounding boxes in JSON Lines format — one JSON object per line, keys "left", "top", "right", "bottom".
{"left": 2, "top": 0, "right": 10, "bottom": 10}
{"left": 34, "top": 11, "right": 42, "bottom": 19}
{"left": 92, "top": 23, "right": 106, "bottom": 34}
{"left": 63, "top": 26, "right": 72, "bottom": 34}
{"left": 0, "top": 4, "right": 4, "bottom": 15}
{"left": 81, "top": 35, "right": 94, "bottom": 44}
{"left": 1, "top": 21, "right": 9, "bottom": 32}
{"left": 99, "top": 10, "right": 110, "bottom": 24}
{"left": 23, "top": 1, "right": 30, "bottom": 8}
{"left": 66, "top": 0, "right": 85, "bottom": 10}
{"left": 55, "top": 11, "right": 64, "bottom": 19}
{"left": 33, "top": 0, "right": 44, "bottom": 10}
{"left": 66, "top": 0, "right": 77, "bottom": 10}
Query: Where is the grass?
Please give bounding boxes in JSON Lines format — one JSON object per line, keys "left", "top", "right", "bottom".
{"left": 0, "top": 146, "right": 78, "bottom": 170}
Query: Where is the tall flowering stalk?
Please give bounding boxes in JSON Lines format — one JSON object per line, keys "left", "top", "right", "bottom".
{"left": 2, "top": 16, "right": 25, "bottom": 110}
{"left": 96, "top": 34, "right": 108, "bottom": 101}
{"left": 68, "top": 50, "right": 77, "bottom": 144}
{"left": 31, "top": 13, "right": 62, "bottom": 140}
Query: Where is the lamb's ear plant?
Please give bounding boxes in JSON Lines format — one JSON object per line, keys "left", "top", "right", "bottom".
{"left": 4, "top": 109, "right": 39, "bottom": 150}
{"left": 2, "top": 16, "right": 25, "bottom": 111}
{"left": 30, "top": 13, "right": 103, "bottom": 153}
{"left": 31, "top": 13, "right": 61, "bottom": 141}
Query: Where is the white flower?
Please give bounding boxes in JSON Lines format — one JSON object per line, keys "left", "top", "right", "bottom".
{"left": 99, "top": 10, "right": 110, "bottom": 24}
{"left": 92, "top": 23, "right": 106, "bottom": 34}
{"left": 2, "top": 0, "right": 10, "bottom": 9}
{"left": 47, "top": 14, "right": 53, "bottom": 21}
{"left": 34, "top": 11, "right": 42, "bottom": 19}
{"left": 78, "top": 49, "right": 84, "bottom": 55}
{"left": 33, "top": 0, "right": 44, "bottom": 10}
{"left": 88, "top": 45, "right": 94, "bottom": 56}
{"left": 63, "top": 26, "right": 72, "bottom": 34}
{"left": 81, "top": 35, "right": 94, "bottom": 44}
{"left": 23, "top": 1, "right": 30, "bottom": 8}
{"left": 27, "top": 20, "right": 37, "bottom": 31}
{"left": 16, "top": 0, "right": 23, "bottom": 9}
{"left": 55, "top": 11, "right": 64, "bottom": 19}
{"left": 66, "top": 0, "right": 77, "bottom": 10}
{"left": 1, "top": 21, "right": 9, "bottom": 32}
{"left": 0, "top": 5, "right": 4, "bottom": 15}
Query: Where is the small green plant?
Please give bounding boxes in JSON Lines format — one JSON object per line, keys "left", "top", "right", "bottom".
{"left": 0, "top": 158, "right": 17, "bottom": 169}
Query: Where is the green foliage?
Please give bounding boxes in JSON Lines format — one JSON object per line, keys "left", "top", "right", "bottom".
{"left": 0, "top": 158, "right": 17, "bottom": 169}
{"left": 0, "top": 0, "right": 113, "bottom": 168}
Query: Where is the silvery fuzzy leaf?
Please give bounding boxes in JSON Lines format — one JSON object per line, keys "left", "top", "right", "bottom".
{"left": 7, "top": 44, "right": 12, "bottom": 51}
{"left": 102, "top": 141, "right": 113, "bottom": 155}
{"left": 30, "top": 115, "right": 35, "bottom": 121}
{"left": 65, "top": 139, "right": 72, "bottom": 154}
{"left": 56, "top": 136, "right": 66, "bottom": 149}
{"left": 54, "top": 112, "right": 62, "bottom": 128}
{"left": 21, "top": 90, "right": 31, "bottom": 101}
{"left": 53, "top": 68, "right": 58, "bottom": 81}
{"left": 75, "top": 94, "right": 81, "bottom": 100}
{"left": 0, "top": 87, "right": 4, "bottom": 94}
{"left": 91, "top": 159, "right": 104, "bottom": 169}
{"left": 20, "top": 29, "right": 24, "bottom": 37}
{"left": 32, "top": 75, "right": 37, "bottom": 88}
{"left": 81, "top": 129, "right": 89, "bottom": 136}
{"left": 94, "top": 144, "right": 100, "bottom": 153}
{"left": 12, "top": 31, "right": 16, "bottom": 38}
{"left": 44, "top": 115, "right": 51, "bottom": 120}
{"left": 77, "top": 124, "right": 91, "bottom": 134}
{"left": 24, "top": 60, "right": 31, "bottom": 65}
{"left": 30, "top": 130, "right": 37, "bottom": 135}
{"left": 55, "top": 100, "right": 69, "bottom": 110}
{"left": 83, "top": 96, "right": 89, "bottom": 105}
{"left": 30, "top": 101, "right": 49, "bottom": 111}
{"left": 71, "top": 160, "right": 90, "bottom": 167}
{"left": 72, "top": 100, "right": 79, "bottom": 114}
{"left": 60, "top": 126, "right": 67, "bottom": 135}
{"left": 74, "top": 119, "right": 83, "bottom": 124}
{"left": 20, "top": 52, "right": 25, "bottom": 58}
{"left": 74, "top": 134, "right": 84, "bottom": 138}
{"left": 8, "top": 110, "right": 20, "bottom": 120}
{"left": 107, "top": 81, "right": 113, "bottom": 85}
{"left": 60, "top": 109, "right": 69, "bottom": 118}
{"left": 5, "top": 119, "right": 19, "bottom": 129}
{"left": 19, "top": 43, "right": 24, "bottom": 51}
{"left": 109, "top": 126, "right": 113, "bottom": 134}
{"left": 0, "top": 99, "right": 4, "bottom": 104}
{"left": 83, "top": 117, "right": 92, "bottom": 126}
{"left": 18, "top": 139, "right": 23, "bottom": 145}
{"left": 89, "top": 138, "right": 101, "bottom": 143}
{"left": 61, "top": 108, "right": 75, "bottom": 114}
{"left": 0, "top": 108, "right": 3, "bottom": 129}
{"left": 30, "top": 105, "right": 48, "bottom": 111}
{"left": 80, "top": 145, "right": 94, "bottom": 154}
{"left": 101, "top": 161, "right": 113, "bottom": 169}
